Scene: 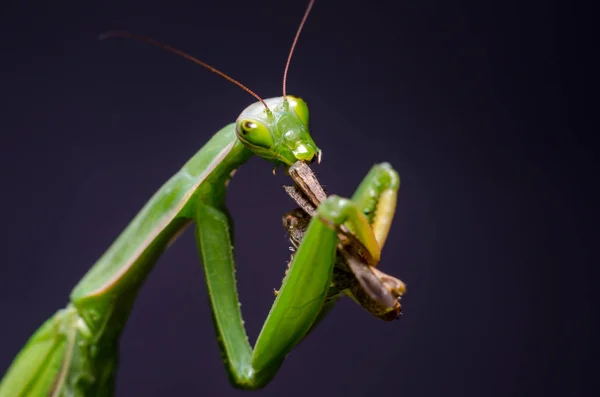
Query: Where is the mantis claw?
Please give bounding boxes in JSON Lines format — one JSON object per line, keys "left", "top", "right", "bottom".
{"left": 281, "top": 161, "right": 405, "bottom": 321}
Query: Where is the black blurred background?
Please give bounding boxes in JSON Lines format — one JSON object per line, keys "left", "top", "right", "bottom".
{"left": 0, "top": 1, "right": 595, "bottom": 396}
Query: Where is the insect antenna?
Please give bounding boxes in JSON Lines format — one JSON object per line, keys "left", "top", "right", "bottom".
{"left": 99, "top": 31, "right": 270, "bottom": 112}
{"left": 282, "top": 0, "right": 316, "bottom": 98}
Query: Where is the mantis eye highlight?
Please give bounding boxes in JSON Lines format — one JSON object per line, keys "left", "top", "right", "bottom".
{"left": 236, "top": 119, "right": 274, "bottom": 149}
{"left": 241, "top": 121, "right": 257, "bottom": 133}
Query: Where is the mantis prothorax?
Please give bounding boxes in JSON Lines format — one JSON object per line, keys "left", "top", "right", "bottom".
{"left": 0, "top": 1, "right": 405, "bottom": 395}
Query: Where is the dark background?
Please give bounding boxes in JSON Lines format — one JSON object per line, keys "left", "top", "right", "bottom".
{"left": 0, "top": 0, "right": 594, "bottom": 396}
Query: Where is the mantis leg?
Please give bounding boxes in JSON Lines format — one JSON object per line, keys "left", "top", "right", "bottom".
{"left": 350, "top": 162, "right": 400, "bottom": 250}
{"left": 194, "top": 162, "right": 400, "bottom": 389}
{"left": 309, "top": 162, "right": 401, "bottom": 325}
{"left": 195, "top": 200, "right": 336, "bottom": 388}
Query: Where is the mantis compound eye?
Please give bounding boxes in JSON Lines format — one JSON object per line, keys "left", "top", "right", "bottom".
{"left": 286, "top": 95, "right": 309, "bottom": 126}
{"left": 236, "top": 119, "right": 274, "bottom": 149}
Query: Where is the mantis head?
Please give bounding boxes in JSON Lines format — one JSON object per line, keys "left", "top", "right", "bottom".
{"left": 99, "top": 0, "right": 318, "bottom": 170}
{"left": 236, "top": 96, "right": 321, "bottom": 167}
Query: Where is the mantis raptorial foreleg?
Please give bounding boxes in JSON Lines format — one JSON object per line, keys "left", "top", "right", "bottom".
{"left": 283, "top": 208, "right": 406, "bottom": 321}
{"left": 190, "top": 162, "right": 404, "bottom": 388}
{"left": 283, "top": 162, "right": 405, "bottom": 322}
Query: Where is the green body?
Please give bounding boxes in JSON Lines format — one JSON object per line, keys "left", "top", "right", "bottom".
{"left": 0, "top": 96, "right": 400, "bottom": 396}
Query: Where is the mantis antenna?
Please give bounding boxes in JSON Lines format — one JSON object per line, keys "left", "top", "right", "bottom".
{"left": 98, "top": 31, "right": 271, "bottom": 112}
{"left": 282, "top": 0, "right": 316, "bottom": 98}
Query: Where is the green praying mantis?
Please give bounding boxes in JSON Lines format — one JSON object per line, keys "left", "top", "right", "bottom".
{"left": 0, "top": 1, "right": 406, "bottom": 395}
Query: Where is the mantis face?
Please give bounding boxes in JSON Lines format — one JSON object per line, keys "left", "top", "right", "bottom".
{"left": 235, "top": 96, "right": 321, "bottom": 166}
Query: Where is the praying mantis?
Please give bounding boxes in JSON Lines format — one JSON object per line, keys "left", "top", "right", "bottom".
{"left": 0, "top": 1, "right": 406, "bottom": 395}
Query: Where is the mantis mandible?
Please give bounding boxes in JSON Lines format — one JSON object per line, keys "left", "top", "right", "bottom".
{"left": 0, "top": 1, "right": 405, "bottom": 395}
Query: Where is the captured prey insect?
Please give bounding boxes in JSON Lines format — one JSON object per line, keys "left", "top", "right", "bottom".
{"left": 0, "top": 1, "right": 406, "bottom": 395}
